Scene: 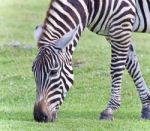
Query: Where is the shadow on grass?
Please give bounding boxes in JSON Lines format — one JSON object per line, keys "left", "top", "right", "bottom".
{"left": 0, "top": 110, "right": 100, "bottom": 124}
{"left": 113, "top": 110, "right": 140, "bottom": 120}
{"left": 0, "top": 110, "right": 34, "bottom": 122}
{"left": 0, "top": 109, "right": 141, "bottom": 123}
{"left": 60, "top": 109, "right": 143, "bottom": 121}
{"left": 0, "top": 109, "right": 99, "bottom": 122}
{"left": 59, "top": 110, "right": 101, "bottom": 121}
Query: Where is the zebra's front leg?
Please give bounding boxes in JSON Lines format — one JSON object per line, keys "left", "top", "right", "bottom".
{"left": 100, "top": 41, "right": 130, "bottom": 120}
{"left": 126, "top": 44, "right": 150, "bottom": 119}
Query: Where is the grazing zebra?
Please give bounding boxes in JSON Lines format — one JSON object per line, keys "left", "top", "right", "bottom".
{"left": 32, "top": 0, "right": 150, "bottom": 122}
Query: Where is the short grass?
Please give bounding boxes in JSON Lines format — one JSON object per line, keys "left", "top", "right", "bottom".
{"left": 0, "top": 0, "right": 150, "bottom": 131}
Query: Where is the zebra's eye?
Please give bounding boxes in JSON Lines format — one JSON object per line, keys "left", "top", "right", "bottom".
{"left": 50, "top": 70, "right": 58, "bottom": 76}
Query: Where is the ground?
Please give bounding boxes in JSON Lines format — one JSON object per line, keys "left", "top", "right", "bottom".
{"left": 0, "top": 0, "right": 150, "bottom": 131}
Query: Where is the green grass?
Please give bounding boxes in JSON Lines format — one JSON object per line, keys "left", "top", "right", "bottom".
{"left": 1, "top": 0, "right": 150, "bottom": 131}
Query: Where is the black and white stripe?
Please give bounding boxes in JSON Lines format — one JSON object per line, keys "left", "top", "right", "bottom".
{"left": 33, "top": 0, "right": 150, "bottom": 122}
{"left": 133, "top": 0, "right": 150, "bottom": 32}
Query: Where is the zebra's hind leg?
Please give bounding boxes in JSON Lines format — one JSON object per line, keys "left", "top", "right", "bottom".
{"left": 126, "top": 44, "right": 150, "bottom": 120}
{"left": 100, "top": 42, "right": 150, "bottom": 120}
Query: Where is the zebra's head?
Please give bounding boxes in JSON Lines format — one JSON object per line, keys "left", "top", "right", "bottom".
{"left": 32, "top": 25, "right": 77, "bottom": 122}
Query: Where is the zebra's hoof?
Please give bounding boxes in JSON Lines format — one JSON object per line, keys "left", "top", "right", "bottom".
{"left": 99, "top": 109, "right": 113, "bottom": 120}
{"left": 141, "top": 104, "right": 150, "bottom": 120}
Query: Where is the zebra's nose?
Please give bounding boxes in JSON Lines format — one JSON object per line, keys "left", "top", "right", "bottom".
{"left": 33, "top": 102, "right": 57, "bottom": 123}
{"left": 33, "top": 103, "right": 49, "bottom": 123}
{"left": 41, "top": 114, "right": 49, "bottom": 122}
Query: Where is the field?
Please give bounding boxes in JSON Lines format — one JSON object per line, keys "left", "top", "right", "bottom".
{"left": 0, "top": 0, "right": 150, "bottom": 131}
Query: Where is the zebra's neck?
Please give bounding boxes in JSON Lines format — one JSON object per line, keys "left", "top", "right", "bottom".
{"left": 39, "top": 0, "right": 90, "bottom": 55}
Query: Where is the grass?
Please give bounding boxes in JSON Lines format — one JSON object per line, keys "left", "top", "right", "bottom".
{"left": 0, "top": 0, "right": 150, "bottom": 131}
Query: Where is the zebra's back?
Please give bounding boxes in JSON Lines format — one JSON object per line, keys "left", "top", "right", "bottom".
{"left": 87, "top": 0, "right": 150, "bottom": 34}
{"left": 133, "top": 0, "right": 150, "bottom": 33}
{"left": 87, "top": 0, "right": 136, "bottom": 36}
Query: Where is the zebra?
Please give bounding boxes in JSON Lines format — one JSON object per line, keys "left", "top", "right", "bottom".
{"left": 32, "top": 0, "right": 150, "bottom": 122}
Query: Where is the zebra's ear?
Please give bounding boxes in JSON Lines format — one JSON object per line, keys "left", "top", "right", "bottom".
{"left": 34, "top": 24, "right": 43, "bottom": 42}
{"left": 55, "top": 27, "right": 78, "bottom": 50}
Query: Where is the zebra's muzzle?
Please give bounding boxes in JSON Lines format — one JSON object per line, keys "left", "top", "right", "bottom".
{"left": 33, "top": 100, "right": 57, "bottom": 123}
